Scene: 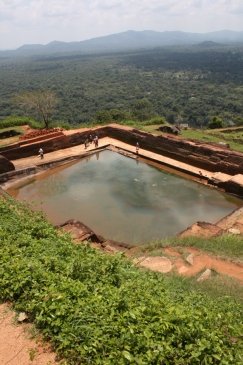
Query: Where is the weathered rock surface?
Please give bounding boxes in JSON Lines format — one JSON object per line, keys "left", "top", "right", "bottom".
{"left": 105, "top": 125, "right": 243, "bottom": 175}
{"left": 229, "top": 223, "right": 243, "bottom": 234}
{"left": 58, "top": 219, "right": 129, "bottom": 253}
{"left": 58, "top": 219, "right": 104, "bottom": 243}
{"left": 179, "top": 222, "right": 224, "bottom": 238}
{"left": 228, "top": 227, "right": 241, "bottom": 235}
{"left": 138, "top": 256, "right": 173, "bottom": 273}
{"left": 186, "top": 253, "right": 194, "bottom": 265}
{"left": 218, "top": 174, "right": 243, "bottom": 196}
{"left": 197, "top": 269, "right": 212, "bottom": 282}
{"left": 2, "top": 124, "right": 243, "bottom": 177}
{"left": 0, "top": 155, "right": 15, "bottom": 174}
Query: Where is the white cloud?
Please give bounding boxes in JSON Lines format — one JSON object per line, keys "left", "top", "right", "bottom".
{"left": 0, "top": 0, "right": 243, "bottom": 49}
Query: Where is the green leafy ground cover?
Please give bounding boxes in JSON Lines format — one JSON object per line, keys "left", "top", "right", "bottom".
{"left": 182, "top": 129, "right": 243, "bottom": 153}
{"left": 0, "top": 196, "right": 242, "bottom": 364}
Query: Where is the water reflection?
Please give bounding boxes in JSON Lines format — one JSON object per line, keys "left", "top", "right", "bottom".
{"left": 9, "top": 150, "right": 242, "bottom": 245}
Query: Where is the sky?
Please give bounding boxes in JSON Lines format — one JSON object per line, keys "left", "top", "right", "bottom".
{"left": 1, "top": 0, "right": 243, "bottom": 50}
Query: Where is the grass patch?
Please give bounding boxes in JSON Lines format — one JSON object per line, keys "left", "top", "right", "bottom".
{"left": 160, "top": 272, "right": 243, "bottom": 304}
{"left": 181, "top": 129, "right": 243, "bottom": 153}
{"left": 194, "top": 275, "right": 243, "bottom": 302}
{"left": 0, "top": 126, "right": 25, "bottom": 133}
{"left": 181, "top": 129, "right": 221, "bottom": 142}
{"left": 143, "top": 234, "right": 243, "bottom": 262}
{"left": 0, "top": 126, "right": 25, "bottom": 147}
{"left": 128, "top": 125, "right": 243, "bottom": 153}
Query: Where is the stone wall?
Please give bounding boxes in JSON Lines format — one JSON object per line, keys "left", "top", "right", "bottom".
{"left": 0, "top": 155, "right": 15, "bottom": 174}
{"left": 0, "top": 134, "right": 83, "bottom": 160}
{"left": 1, "top": 124, "right": 243, "bottom": 175}
{"left": 105, "top": 126, "right": 243, "bottom": 175}
{"left": 19, "top": 131, "right": 64, "bottom": 146}
{"left": 0, "top": 128, "right": 107, "bottom": 161}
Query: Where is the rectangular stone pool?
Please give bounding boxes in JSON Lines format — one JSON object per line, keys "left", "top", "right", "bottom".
{"left": 8, "top": 150, "right": 242, "bottom": 244}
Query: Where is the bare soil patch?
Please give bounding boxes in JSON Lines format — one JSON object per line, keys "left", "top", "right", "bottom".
{"left": 139, "top": 247, "right": 243, "bottom": 283}
{"left": 0, "top": 303, "right": 59, "bottom": 365}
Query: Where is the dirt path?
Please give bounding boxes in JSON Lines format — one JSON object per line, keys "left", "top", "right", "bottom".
{"left": 0, "top": 304, "right": 59, "bottom": 365}
{"left": 137, "top": 246, "right": 243, "bottom": 283}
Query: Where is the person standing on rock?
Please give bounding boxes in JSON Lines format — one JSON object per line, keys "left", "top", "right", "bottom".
{"left": 84, "top": 138, "right": 89, "bottom": 149}
{"left": 136, "top": 142, "right": 139, "bottom": 154}
{"left": 38, "top": 147, "right": 44, "bottom": 159}
{"left": 94, "top": 135, "right": 99, "bottom": 147}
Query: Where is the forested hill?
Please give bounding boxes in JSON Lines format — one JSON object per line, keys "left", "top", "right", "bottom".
{"left": 0, "top": 44, "right": 243, "bottom": 126}
{"left": 1, "top": 30, "right": 243, "bottom": 57}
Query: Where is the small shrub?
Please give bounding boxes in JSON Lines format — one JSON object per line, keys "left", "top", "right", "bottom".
{"left": 207, "top": 117, "right": 225, "bottom": 129}
{"left": 0, "top": 116, "right": 41, "bottom": 129}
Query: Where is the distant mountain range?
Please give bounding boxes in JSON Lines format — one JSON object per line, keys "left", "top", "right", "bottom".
{"left": 1, "top": 30, "right": 243, "bottom": 58}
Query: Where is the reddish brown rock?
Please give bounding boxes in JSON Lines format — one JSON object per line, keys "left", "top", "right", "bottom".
{"left": 2, "top": 124, "right": 243, "bottom": 177}
{"left": 57, "top": 219, "right": 129, "bottom": 252}
{"left": 218, "top": 174, "right": 243, "bottom": 196}
{"left": 179, "top": 221, "right": 224, "bottom": 238}
{"left": 58, "top": 219, "right": 104, "bottom": 243}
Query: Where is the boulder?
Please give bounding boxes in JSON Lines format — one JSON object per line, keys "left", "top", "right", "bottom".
{"left": 197, "top": 269, "right": 212, "bottom": 282}
{"left": 57, "top": 219, "right": 104, "bottom": 243}
{"left": 0, "top": 154, "right": 15, "bottom": 174}
{"left": 17, "top": 312, "right": 28, "bottom": 323}
{"left": 228, "top": 228, "right": 241, "bottom": 235}
{"left": 138, "top": 256, "right": 173, "bottom": 273}
{"left": 158, "top": 125, "right": 180, "bottom": 135}
{"left": 186, "top": 253, "right": 194, "bottom": 265}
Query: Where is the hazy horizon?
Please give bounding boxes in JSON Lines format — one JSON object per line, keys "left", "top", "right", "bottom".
{"left": 1, "top": 1, "right": 243, "bottom": 50}
{"left": 2, "top": 29, "right": 243, "bottom": 52}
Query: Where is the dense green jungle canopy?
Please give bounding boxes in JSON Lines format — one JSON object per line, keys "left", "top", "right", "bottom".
{"left": 0, "top": 45, "right": 243, "bottom": 126}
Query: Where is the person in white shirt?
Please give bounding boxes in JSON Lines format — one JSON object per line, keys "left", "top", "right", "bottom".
{"left": 38, "top": 147, "right": 44, "bottom": 159}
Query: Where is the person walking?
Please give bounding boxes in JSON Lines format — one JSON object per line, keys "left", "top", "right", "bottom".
{"left": 38, "top": 147, "right": 44, "bottom": 159}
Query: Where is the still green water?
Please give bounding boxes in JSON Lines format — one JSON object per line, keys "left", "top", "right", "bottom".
{"left": 9, "top": 150, "right": 242, "bottom": 244}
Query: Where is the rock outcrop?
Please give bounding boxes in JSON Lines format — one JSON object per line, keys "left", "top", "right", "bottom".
{"left": 0, "top": 155, "right": 15, "bottom": 174}
{"left": 179, "top": 221, "right": 224, "bottom": 238}
{"left": 58, "top": 219, "right": 129, "bottom": 253}
{"left": 197, "top": 269, "right": 212, "bottom": 282}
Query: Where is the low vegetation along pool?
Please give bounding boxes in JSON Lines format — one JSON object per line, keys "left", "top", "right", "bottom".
{"left": 8, "top": 150, "right": 242, "bottom": 244}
